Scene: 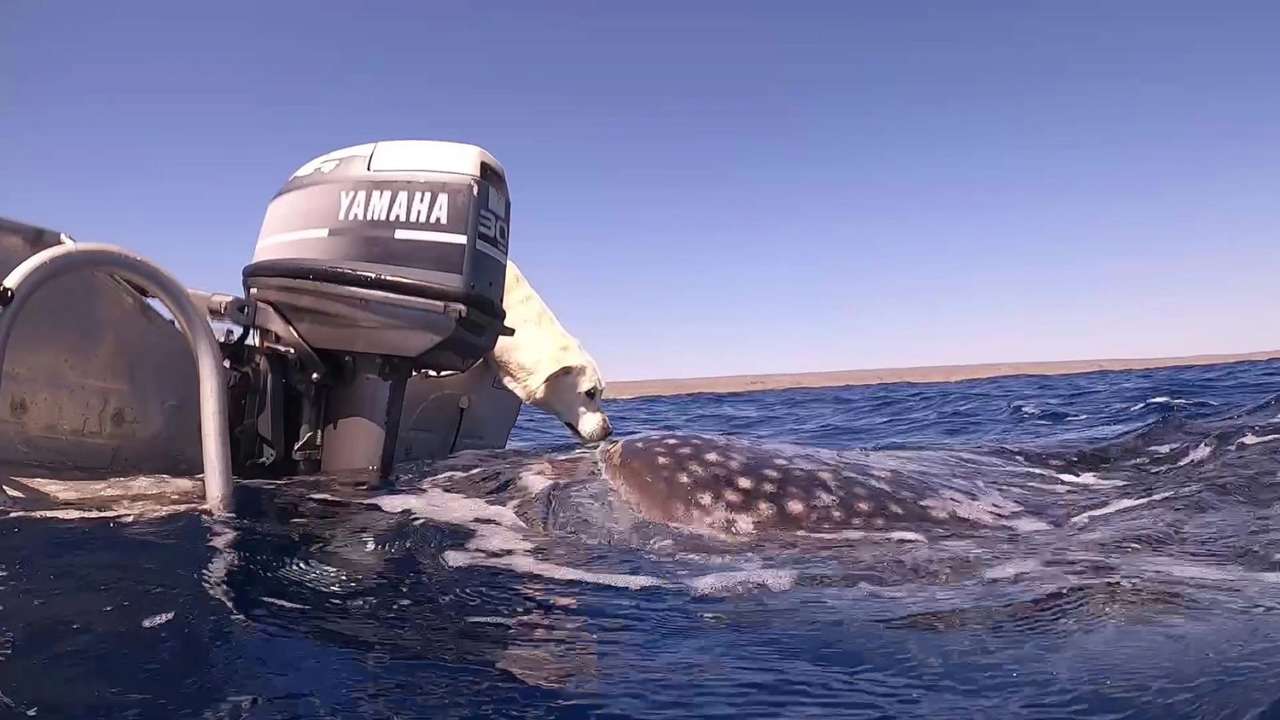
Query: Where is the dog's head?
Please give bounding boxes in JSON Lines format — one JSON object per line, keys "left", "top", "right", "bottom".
{"left": 530, "top": 364, "right": 612, "bottom": 443}
{"left": 491, "top": 259, "right": 615, "bottom": 444}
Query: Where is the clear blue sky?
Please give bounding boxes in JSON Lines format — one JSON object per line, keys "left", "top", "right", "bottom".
{"left": 3, "top": 1, "right": 1277, "bottom": 380}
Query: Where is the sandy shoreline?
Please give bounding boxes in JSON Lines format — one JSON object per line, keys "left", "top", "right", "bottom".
{"left": 607, "top": 350, "right": 1280, "bottom": 400}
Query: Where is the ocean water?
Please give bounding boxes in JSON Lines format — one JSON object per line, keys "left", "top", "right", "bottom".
{"left": 7, "top": 360, "right": 1280, "bottom": 718}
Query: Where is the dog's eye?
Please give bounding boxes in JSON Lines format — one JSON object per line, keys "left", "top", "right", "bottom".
{"left": 584, "top": 388, "right": 598, "bottom": 401}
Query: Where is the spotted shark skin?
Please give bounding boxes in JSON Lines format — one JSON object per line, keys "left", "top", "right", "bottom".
{"left": 598, "top": 434, "right": 998, "bottom": 537}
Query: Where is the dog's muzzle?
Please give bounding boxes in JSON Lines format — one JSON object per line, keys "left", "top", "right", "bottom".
{"left": 567, "top": 418, "right": 613, "bottom": 443}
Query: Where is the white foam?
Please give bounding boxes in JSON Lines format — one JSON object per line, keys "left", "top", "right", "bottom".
{"left": 322, "top": 488, "right": 664, "bottom": 590}
{"left": 1018, "top": 466, "right": 1111, "bottom": 486}
{"left": 1147, "top": 444, "right": 1180, "bottom": 455}
{"left": 685, "top": 569, "right": 798, "bottom": 596}
{"left": 1234, "top": 433, "right": 1280, "bottom": 448}
{"left": 1131, "top": 396, "right": 1174, "bottom": 411}
{"left": 4, "top": 501, "right": 203, "bottom": 522}
{"left": 983, "top": 559, "right": 1042, "bottom": 580}
{"left": 1140, "top": 558, "right": 1280, "bottom": 584}
{"left": 1130, "top": 396, "right": 1219, "bottom": 411}
{"left": 418, "top": 468, "right": 488, "bottom": 483}
{"left": 1054, "top": 472, "right": 1121, "bottom": 487}
{"left": 465, "top": 616, "right": 516, "bottom": 626}
{"left": 442, "top": 551, "right": 663, "bottom": 589}
{"left": 330, "top": 490, "right": 524, "bottom": 530}
{"left": 1004, "top": 517, "right": 1054, "bottom": 532}
{"left": 1027, "top": 467, "right": 1122, "bottom": 488}
{"left": 1, "top": 475, "right": 205, "bottom": 522}
{"left": 517, "top": 468, "right": 555, "bottom": 494}
{"left": 260, "top": 597, "right": 309, "bottom": 610}
{"left": 141, "top": 611, "right": 175, "bottom": 628}
{"left": 18, "top": 475, "right": 204, "bottom": 500}
{"left": 1175, "top": 442, "right": 1213, "bottom": 467}
{"left": 328, "top": 490, "right": 538, "bottom": 555}
{"left": 796, "top": 529, "right": 927, "bottom": 543}
{"left": 1069, "top": 490, "right": 1178, "bottom": 525}
{"left": 466, "top": 524, "right": 535, "bottom": 554}
{"left": 1025, "top": 482, "right": 1077, "bottom": 493}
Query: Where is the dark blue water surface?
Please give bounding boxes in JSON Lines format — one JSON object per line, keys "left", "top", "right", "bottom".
{"left": 7, "top": 360, "right": 1280, "bottom": 718}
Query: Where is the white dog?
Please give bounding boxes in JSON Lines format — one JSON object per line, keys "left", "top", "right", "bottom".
{"left": 488, "top": 260, "right": 612, "bottom": 442}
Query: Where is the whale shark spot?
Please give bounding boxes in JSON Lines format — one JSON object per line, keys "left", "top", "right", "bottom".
{"left": 676, "top": 446, "right": 693, "bottom": 455}
{"left": 830, "top": 509, "right": 845, "bottom": 521}
{"left": 723, "top": 489, "right": 744, "bottom": 505}
{"left": 677, "top": 473, "right": 691, "bottom": 484}
{"left": 813, "top": 491, "right": 838, "bottom": 507}
{"left": 655, "top": 456, "right": 670, "bottom": 466}
{"left": 816, "top": 471, "right": 836, "bottom": 482}
{"left": 662, "top": 438, "right": 680, "bottom": 446}
{"left": 785, "top": 499, "right": 805, "bottom": 515}
{"left": 687, "top": 463, "right": 705, "bottom": 475}
{"left": 703, "top": 451, "right": 723, "bottom": 463}
{"left": 762, "top": 469, "right": 782, "bottom": 480}
{"left": 855, "top": 500, "right": 873, "bottom": 513}
{"left": 696, "top": 492, "right": 714, "bottom": 507}
{"left": 761, "top": 481, "right": 778, "bottom": 493}
{"left": 735, "top": 477, "right": 754, "bottom": 490}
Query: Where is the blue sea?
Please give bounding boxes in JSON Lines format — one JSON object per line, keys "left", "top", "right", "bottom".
{"left": 7, "top": 359, "right": 1280, "bottom": 719}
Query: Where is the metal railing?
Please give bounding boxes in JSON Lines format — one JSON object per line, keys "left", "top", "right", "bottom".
{"left": 0, "top": 243, "right": 234, "bottom": 512}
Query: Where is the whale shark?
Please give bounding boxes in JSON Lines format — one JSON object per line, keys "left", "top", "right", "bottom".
{"left": 598, "top": 434, "right": 1046, "bottom": 537}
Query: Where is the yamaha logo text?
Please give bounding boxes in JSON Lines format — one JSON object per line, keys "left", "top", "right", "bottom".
{"left": 338, "top": 189, "right": 449, "bottom": 225}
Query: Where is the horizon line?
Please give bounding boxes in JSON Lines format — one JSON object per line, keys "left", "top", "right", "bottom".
{"left": 607, "top": 348, "right": 1280, "bottom": 400}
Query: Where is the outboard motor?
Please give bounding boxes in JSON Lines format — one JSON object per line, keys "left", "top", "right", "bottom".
{"left": 224, "top": 140, "right": 512, "bottom": 478}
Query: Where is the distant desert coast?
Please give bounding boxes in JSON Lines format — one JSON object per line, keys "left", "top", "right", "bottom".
{"left": 607, "top": 350, "right": 1280, "bottom": 400}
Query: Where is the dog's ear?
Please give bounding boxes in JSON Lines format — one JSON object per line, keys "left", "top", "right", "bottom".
{"left": 544, "top": 365, "right": 577, "bottom": 384}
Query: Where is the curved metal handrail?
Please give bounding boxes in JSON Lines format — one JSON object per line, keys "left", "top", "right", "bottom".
{"left": 0, "top": 243, "right": 234, "bottom": 512}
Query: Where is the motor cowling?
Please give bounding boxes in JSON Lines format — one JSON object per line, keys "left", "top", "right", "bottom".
{"left": 244, "top": 140, "right": 511, "bottom": 370}
{"left": 229, "top": 141, "right": 513, "bottom": 479}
